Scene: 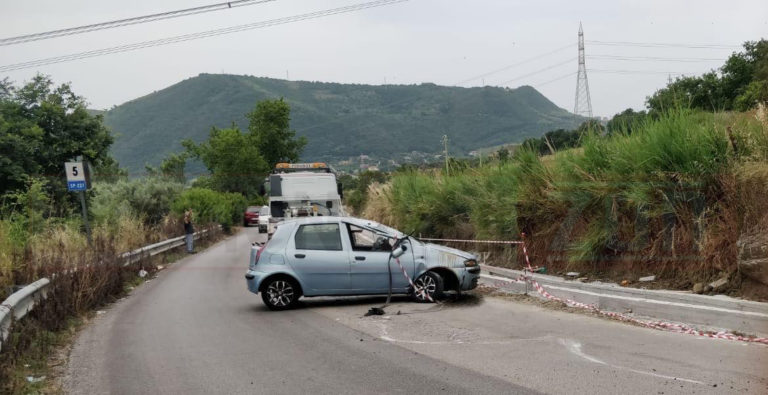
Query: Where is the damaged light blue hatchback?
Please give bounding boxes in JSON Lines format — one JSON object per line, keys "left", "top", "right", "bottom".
{"left": 245, "top": 216, "right": 481, "bottom": 310}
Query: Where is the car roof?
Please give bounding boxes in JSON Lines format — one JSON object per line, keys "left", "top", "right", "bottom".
{"left": 284, "top": 216, "right": 387, "bottom": 229}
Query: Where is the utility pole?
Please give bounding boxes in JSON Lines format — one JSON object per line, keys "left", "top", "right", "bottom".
{"left": 574, "top": 22, "right": 593, "bottom": 118}
{"left": 441, "top": 134, "right": 450, "bottom": 175}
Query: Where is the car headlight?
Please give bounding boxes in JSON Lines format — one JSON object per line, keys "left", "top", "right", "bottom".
{"left": 464, "top": 259, "right": 478, "bottom": 267}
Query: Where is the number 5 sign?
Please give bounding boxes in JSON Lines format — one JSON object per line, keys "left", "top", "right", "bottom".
{"left": 65, "top": 161, "right": 90, "bottom": 191}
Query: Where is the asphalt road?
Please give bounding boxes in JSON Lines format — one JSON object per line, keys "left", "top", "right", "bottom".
{"left": 64, "top": 227, "right": 768, "bottom": 394}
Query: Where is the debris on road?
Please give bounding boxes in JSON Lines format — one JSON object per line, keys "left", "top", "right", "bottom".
{"left": 365, "top": 307, "right": 386, "bottom": 316}
{"left": 692, "top": 283, "right": 705, "bottom": 294}
{"left": 566, "top": 272, "right": 580, "bottom": 278}
{"left": 138, "top": 269, "right": 148, "bottom": 278}
{"left": 639, "top": 275, "right": 656, "bottom": 282}
{"left": 709, "top": 277, "right": 729, "bottom": 293}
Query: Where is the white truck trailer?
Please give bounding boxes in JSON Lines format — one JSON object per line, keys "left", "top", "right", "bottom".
{"left": 267, "top": 163, "right": 345, "bottom": 235}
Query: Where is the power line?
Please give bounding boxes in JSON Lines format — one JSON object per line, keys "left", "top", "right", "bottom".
{"left": 586, "top": 40, "right": 739, "bottom": 49}
{"left": 497, "top": 57, "right": 575, "bottom": 86}
{"left": 533, "top": 71, "right": 576, "bottom": 88}
{"left": 588, "top": 55, "right": 725, "bottom": 63}
{"left": 588, "top": 68, "right": 700, "bottom": 75}
{"left": 0, "top": 0, "right": 276, "bottom": 46}
{"left": 456, "top": 43, "right": 573, "bottom": 85}
{"left": 0, "top": 0, "right": 408, "bottom": 72}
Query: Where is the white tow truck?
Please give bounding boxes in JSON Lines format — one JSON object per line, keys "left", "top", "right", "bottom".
{"left": 267, "top": 162, "right": 345, "bottom": 235}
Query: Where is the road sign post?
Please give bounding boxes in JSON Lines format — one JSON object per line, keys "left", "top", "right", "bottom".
{"left": 65, "top": 160, "right": 92, "bottom": 246}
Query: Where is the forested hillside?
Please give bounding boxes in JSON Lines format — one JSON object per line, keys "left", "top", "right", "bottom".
{"left": 104, "top": 74, "right": 581, "bottom": 172}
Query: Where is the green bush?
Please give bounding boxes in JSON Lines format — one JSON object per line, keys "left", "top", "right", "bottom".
{"left": 90, "top": 178, "right": 184, "bottom": 226}
{"left": 171, "top": 188, "right": 247, "bottom": 231}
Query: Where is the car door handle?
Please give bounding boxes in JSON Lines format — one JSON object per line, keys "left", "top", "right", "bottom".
{"left": 354, "top": 256, "right": 366, "bottom": 261}
{"left": 294, "top": 254, "right": 306, "bottom": 259}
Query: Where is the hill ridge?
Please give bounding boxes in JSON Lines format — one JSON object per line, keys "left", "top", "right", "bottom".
{"left": 105, "top": 73, "right": 581, "bottom": 171}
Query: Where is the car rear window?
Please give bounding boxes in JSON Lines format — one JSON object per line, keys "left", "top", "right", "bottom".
{"left": 295, "top": 223, "right": 342, "bottom": 251}
{"left": 264, "top": 223, "right": 293, "bottom": 253}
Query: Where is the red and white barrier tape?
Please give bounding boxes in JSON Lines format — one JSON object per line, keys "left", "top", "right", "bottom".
{"left": 426, "top": 233, "right": 768, "bottom": 345}
{"left": 419, "top": 237, "right": 523, "bottom": 245}
{"left": 522, "top": 274, "right": 768, "bottom": 345}
{"left": 393, "top": 257, "right": 434, "bottom": 302}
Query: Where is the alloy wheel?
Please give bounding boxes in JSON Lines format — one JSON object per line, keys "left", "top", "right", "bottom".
{"left": 266, "top": 280, "right": 294, "bottom": 307}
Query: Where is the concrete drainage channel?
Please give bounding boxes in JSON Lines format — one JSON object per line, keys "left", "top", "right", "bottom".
{"left": 480, "top": 264, "right": 768, "bottom": 338}
{"left": 0, "top": 229, "right": 211, "bottom": 352}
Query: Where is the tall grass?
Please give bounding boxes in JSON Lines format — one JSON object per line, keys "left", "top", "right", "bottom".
{"left": 365, "top": 109, "right": 768, "bottom": 284}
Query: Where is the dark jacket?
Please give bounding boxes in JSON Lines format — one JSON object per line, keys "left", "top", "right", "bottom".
{"left": 184, "top": 214, "right": 194, "bottom": 234}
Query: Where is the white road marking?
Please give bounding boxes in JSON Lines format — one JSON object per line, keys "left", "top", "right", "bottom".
{"left": 559, "top": 338, "right": 705, "bottom": 385}
{"left": 377, "top": 321, "right": 550, "bottom": 345}
{"left": 480, "top": 274, "right": 524, "bottom": 283}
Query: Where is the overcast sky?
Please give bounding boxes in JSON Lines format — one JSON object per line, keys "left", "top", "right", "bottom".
{"left": 2, "top": 0, "right": 766, "bottom": 117}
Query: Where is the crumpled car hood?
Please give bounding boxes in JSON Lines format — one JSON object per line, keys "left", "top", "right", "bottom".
{"left": 422, "top": 242, "right": 476, "bottom": 268}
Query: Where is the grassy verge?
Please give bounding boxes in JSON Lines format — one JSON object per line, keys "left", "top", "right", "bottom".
{"left": 363, "top": 108, "right": 768, "bottom": 295}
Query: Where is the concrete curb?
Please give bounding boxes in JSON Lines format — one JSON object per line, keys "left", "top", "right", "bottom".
{"left": 480, "top": 264, "right": 768, "bottom": 337}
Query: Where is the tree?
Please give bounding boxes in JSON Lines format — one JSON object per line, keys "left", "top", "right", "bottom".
{"left": 247, "top": 98, "right": 307, "bottom": 168}
{"left": 646, "top": 40, "right": 768, "bottom": 114}
{"left": 607, "top": 108, "right": 648, "bottom": 136}
{"left": 145, "top": 152, "right": 188, "bottom": 183}
{"left": 521, "top": 127, "right": 587, "bottom": 155}
{"left": 183, "top": 126, "right": 267, "bottom": 196}
{"left": 497, "top": 147, "right": 510, "bottom": 162}
{"left": 93, "top": 155, "right": 128, "bottom": 183}
{"left": 0, "top": 75, "right": 114, "bottom": 209}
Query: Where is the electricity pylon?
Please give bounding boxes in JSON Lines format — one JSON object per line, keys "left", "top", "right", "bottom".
{"left": 574, "top": 22, "right": 593, "bottom": 118}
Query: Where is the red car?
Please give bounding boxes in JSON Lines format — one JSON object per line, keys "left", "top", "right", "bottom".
{"left": 243, "top": 206, "right": 261, "bottom": 227}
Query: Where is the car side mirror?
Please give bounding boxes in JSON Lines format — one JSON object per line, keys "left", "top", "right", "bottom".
{"left": 391, "top": 244, "right": 407, "bottom": 258}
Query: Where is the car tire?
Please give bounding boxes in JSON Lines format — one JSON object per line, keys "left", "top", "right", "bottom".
{"left": 256, "top": 227, "right": 261, "bottom": 233}
{"left": 261, "top": 277, "right": 301, "bottom": 311}
{"left": 411, "top": 271, "right": 444, "bottom": 303}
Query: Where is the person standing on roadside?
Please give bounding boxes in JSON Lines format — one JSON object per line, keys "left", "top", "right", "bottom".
{"left": 184, "top": 208, "right": 195, "bottom": 254}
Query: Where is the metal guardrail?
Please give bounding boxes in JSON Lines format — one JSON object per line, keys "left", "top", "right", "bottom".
{"left": 0, "top": 229, "right": 209, "bottom": 352}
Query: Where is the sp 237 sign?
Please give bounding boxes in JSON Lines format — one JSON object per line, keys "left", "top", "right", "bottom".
{"left": 65, "top": 161, "right": 90, "bottom": 191}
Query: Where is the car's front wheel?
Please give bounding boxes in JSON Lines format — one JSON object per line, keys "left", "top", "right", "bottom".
{"left": 411, "top": 271, "right": 444, "bottom": 303}
{"left": 261, "top": 277, "right": 301, "bottom": 310}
